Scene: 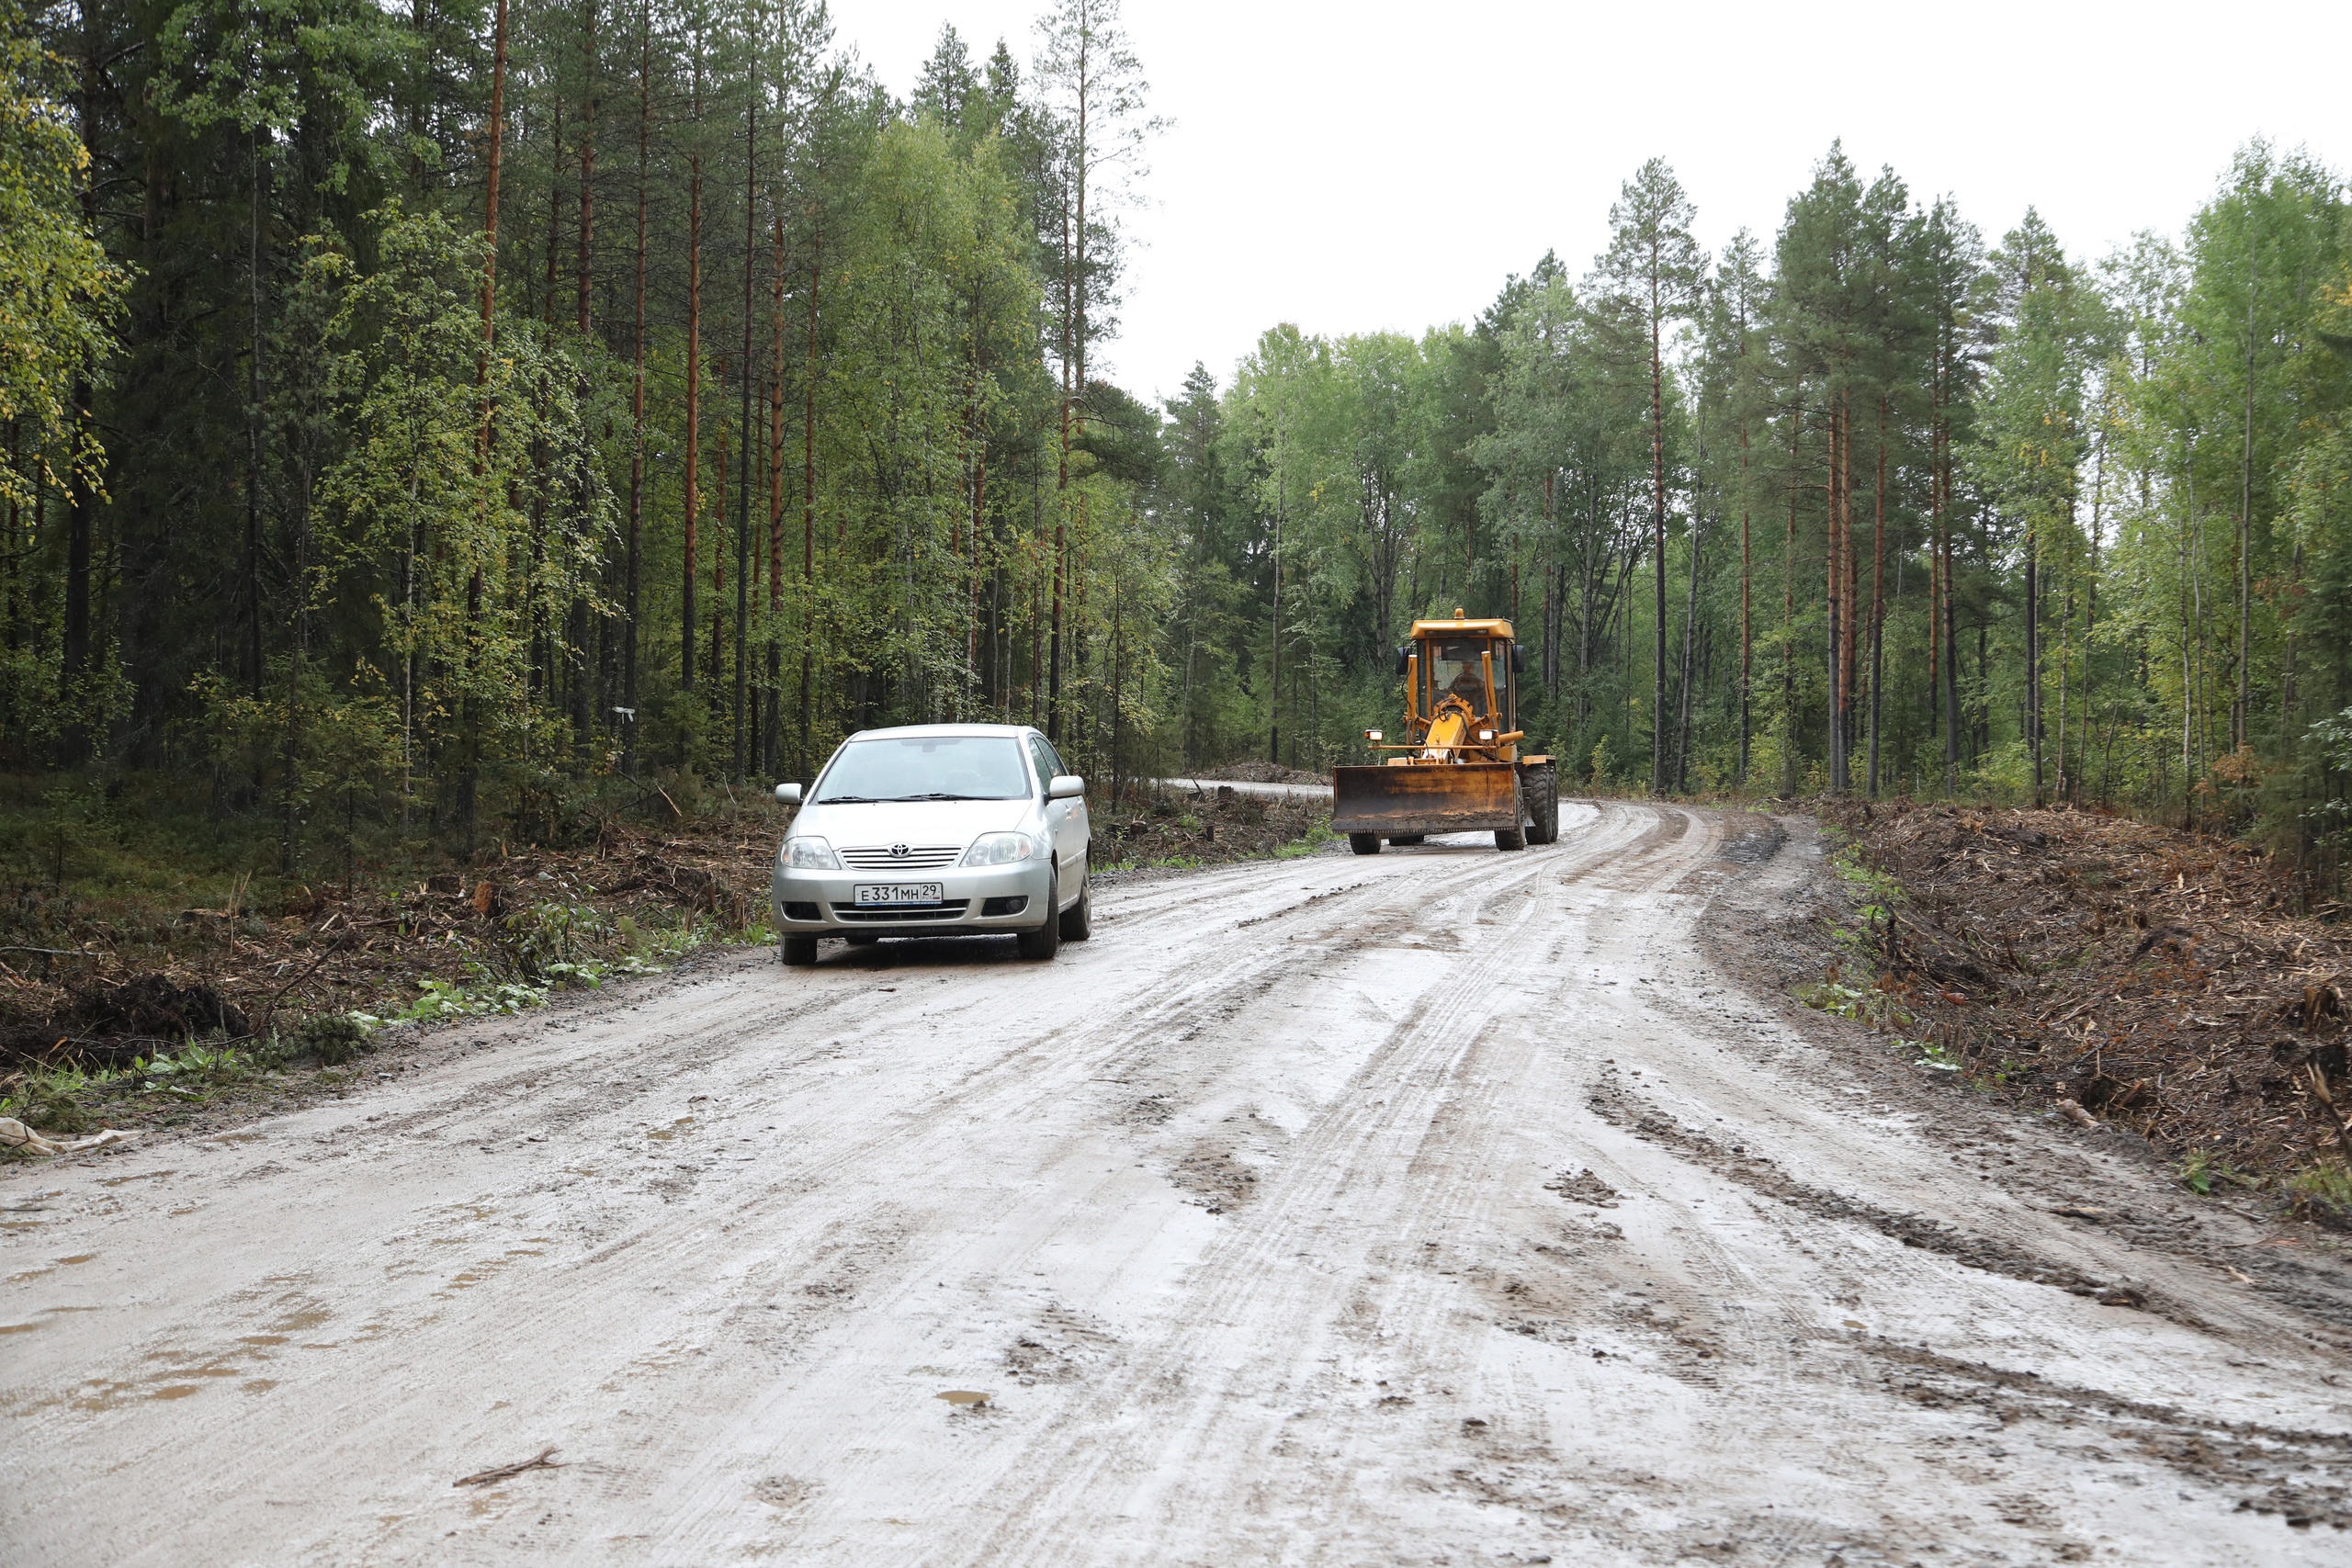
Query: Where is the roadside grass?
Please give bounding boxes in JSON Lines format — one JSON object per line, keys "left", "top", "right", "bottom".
{"left": 1273, "top": 822, "right": 1339, "bottom": 859}
{"left": 2281, "top": 1159, "right": 2352, "bottom": 1224}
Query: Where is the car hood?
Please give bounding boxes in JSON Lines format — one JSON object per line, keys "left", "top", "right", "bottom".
{"left": 786, "top": 796, "right": 1040, "bottom": 853}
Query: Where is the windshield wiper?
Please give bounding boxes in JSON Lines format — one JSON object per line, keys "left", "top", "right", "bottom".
{"left": 817, "top": 794, "right": 884, "bottom": 804}
{"left": 888, "top": 792, "right": 1001, "bottom": 802}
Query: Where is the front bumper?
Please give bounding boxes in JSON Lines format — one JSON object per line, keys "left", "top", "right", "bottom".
{"left": 772, "top": 858, "right": 1054, "bottom": 935}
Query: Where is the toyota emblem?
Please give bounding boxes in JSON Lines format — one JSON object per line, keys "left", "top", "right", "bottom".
{"left": 889, "top": 843, "right": 909, "bottom": 858}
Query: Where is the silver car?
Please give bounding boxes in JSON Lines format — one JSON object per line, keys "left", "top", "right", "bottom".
{"left": 771, "top": 724, "right": 1091, "bottom": 964}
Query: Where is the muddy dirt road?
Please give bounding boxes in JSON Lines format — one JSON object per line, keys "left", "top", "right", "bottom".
{"left": 6, "top": 803, "right": 2349, "bottom": 1565}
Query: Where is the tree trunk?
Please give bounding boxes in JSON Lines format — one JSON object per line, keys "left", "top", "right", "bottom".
{"left": 540, "top": 98, "right": 563, "bottom": 324}
{"left": 2025, "top": 518, "right": 2041, "bottom": 806}
{"left": 243, "top": 132, "right": 267, "bottom": 702}
{"left": 475, "top": 0, "right": 509, "bottom": 434}
{"left": 1939, "top": 398, "right": 1960, "bottom": 793}
{"left": 1269, "top": 492, "right": 1283, "bottom": 764}
{"left": 1673, "top": 500, "right": 1703, "bottom": 794}
{"left": 734, "top": 89, "right": 755, "bottom": 781}
{"left": 1737, "top": 414, "right": 1750, "bottom": 786}
{"left": 279, "top": 464, "right": 312, "bottom": 874}
{"left": 623, "top": 4, "right": 648, "bottom": 773}
{"left": 62, "top": 380, "right": 93, "bottom": 762}
{"left": 682, "top": 49, "right": 703, "bottom": 706}
{"left": 1866, "top": 394, "right": 1888, "bottom": 796}
{"left": 711, "top": 409, "right": 726, "bottom": 699}
{"left": 1825, "top": 400, "right": 1843, "bottom": 793}
{"left": 575, "top": 0, "right": 596, "bottom": 335}
{"left": 567, "top": 1, "right": 597, "bottom": 750}
{"left": 456, "top": 0, "right": 511, "bottom": 845}
{"left": 1782, "top": 406, "right": 1799, "bottom": 795}
{"left": 767, "top": 212, "right": 785, "bottom": 775}
{"left": 1647, "top": 292, "right": 1668, "bottom": 795}
{"left": 2235, "top": 229, "right": 2256, "bottom": 753}
{"left": 799, "top": 210, "right": 820, "bottom": 777}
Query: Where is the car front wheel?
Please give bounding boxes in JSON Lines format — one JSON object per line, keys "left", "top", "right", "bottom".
{"left": 1059, "top": 877, "right": 1092, "bottom": 942}
{"left": 781, "top": 935, "right": 819, "bottom": 966}
{"left": 1016, "top": 911, "right": 1061, "bottom": 961}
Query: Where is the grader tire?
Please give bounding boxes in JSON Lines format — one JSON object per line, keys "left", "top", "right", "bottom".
{"left": 1523, "top": 762, "right": 1561, "bottom": 845}
{"left": 1496, "top": 779, "right": 1527, "bottom": 851}
{"left": 1349, "top": 832, "right": 1384, "bottom": 856}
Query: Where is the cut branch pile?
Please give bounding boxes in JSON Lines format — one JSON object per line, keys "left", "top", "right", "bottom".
{"left": 1825, "top": 799, "right": 2349, "bottom": 1187}
{"left": 0, "top": 812, "right": 786, "bottom": 1072}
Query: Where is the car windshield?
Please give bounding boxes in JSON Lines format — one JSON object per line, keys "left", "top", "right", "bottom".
{"left": 812, "top": 736, "right": 1031, "bottom": 803}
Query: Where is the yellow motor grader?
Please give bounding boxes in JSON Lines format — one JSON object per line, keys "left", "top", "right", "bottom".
{"left": 1332, "top": 613, "right": 1559, "bottom": 854}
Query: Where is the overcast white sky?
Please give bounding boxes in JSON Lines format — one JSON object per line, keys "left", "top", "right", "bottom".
{"left": 837, "top": 0, "right": 2350, "bottom": 407}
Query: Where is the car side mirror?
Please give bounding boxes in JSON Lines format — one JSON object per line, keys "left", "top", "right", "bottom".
{"left": 1394, "top": 644, "right": 1411, "bottom": 676}
{"left": 1047, "top": 773, "right": 1086, "bottom": 801}
{"left": 775, "top": 782, "right": 802, "bottom": 805}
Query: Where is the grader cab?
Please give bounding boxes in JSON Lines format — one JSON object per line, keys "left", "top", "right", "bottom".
{"left": 1330, "top": 614, "right": 1560, "bottom": 854}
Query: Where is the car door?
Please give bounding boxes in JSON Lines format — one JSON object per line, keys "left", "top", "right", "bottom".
{"left": 1028, "top": 733, "right": 1085, "bottom": 905}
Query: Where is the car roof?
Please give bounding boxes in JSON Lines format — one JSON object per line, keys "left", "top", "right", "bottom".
{"left": 839, "top": 723, "right": 1036, "bottom": 740}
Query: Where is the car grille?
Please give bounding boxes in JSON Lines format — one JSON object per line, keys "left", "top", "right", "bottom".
{"left": 831, "top": 900, "right": 970, "bottom": 923}
{"left": 838, "top": 844, "right": 964, "bottom": 870}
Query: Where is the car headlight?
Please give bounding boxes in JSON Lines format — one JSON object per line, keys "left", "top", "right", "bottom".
{"left": 962, "top": 830, "right": 1046, "bottom": 867}
{"left": 782, "top": 836, "right": 841, "bottom": 870}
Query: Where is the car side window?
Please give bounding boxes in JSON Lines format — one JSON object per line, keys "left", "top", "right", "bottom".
{"left": 1028, "top": 735, "right": 1057, "bottom": 795}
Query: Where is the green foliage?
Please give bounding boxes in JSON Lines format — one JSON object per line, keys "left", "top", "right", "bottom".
{"left": 8, "top": 1066, "right": 91, "bottom": 1132}
{"left": 0, "top": 0, "right": 126, "bottom": 506}
{"left": 2283, "top": 1159, "right": 2352, "bottom": 1220}
{"left": 296, "top": 1010, "right": 368, "bottom": 1064}
{"left": 2179, "top": 1146, "right": 2259, "bottom": 1196}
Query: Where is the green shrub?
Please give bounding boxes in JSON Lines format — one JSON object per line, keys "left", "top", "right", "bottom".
{"left": 17, "top": 1075, "right": 91, "bottom": 1134}
{"left": 298, "top": 1012, "right": 370, "bottom": 1065}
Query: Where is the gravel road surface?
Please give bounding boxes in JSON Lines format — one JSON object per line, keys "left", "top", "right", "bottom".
{"left": 6, "top": 802, "right": 2347, "bottom": 1564}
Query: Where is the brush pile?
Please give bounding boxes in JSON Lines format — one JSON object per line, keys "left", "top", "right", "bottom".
{"left": 0, "top": 811, "right": 786, "bottom": 1073}
{"left": 1824, "top": 799, "right": 2349, "bottom": 1190}
{"left": 1093, "top": 781, "right": 1330, "bottom": 870}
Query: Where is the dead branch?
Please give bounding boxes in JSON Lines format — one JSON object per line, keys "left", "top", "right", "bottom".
{"left": 453, "top": 1447, "right": 565, "bottom": 1487}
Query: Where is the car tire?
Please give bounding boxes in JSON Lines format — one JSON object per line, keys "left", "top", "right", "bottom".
{"left": 780, "top": 935, "right": 819, "bottom": 966}
{"left": 1059, "top": 878, "right": 1092, "bottom": 942}
{"left": 1349, "top": 832, "right": 1383, "bottom": 856}
{"left": 1016, "top": 910, "right": 1061, "bottom": 961}
{"left": 1523, "top": 762, "right": 1560, "bottom": 845}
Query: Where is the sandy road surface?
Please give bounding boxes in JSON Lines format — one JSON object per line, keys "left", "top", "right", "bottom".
{"left": 6, "top": 803, "right": 2349, "bottom": 1565}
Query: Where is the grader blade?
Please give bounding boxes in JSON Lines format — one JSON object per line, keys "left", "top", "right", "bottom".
{"left": 1330, "top": 762, "right": 1521, "bottom": 838}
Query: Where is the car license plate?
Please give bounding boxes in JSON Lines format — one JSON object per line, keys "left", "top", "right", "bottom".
{"left": 854, "top": 883, "right": 944, "bottom": 906}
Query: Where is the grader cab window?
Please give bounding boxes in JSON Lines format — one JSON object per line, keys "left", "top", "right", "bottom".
{"left": 1426, "top": 639, "right": 1497, "bottom": 716}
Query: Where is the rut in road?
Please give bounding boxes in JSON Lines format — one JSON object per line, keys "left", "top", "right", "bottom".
{"left": 3, "top": 802, "right": 2347, "bottom": 1567}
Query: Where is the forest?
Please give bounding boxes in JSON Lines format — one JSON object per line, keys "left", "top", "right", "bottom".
{"left": 5, "top": 0, "right": 2352, "bottom": 898}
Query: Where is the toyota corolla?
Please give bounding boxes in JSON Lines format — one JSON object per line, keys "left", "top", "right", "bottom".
{"left": 771, "top": 724, "right": 1091, "bottom": 964}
